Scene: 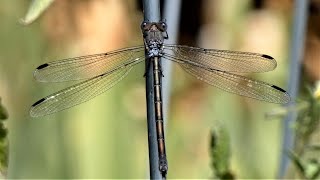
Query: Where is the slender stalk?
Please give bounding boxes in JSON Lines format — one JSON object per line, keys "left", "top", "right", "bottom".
{"left": 142, "top": 0, "right": 163, "bottom": 179}
{"left": 162, "top": 0, "right": 182, "bottom": 127}
{"left": 278, "top": 0, "right": 308, "bottom": 178}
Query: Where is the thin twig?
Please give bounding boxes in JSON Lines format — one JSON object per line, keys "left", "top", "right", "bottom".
{"left": 278, "top": 0, "right": 309, "bottom": 178}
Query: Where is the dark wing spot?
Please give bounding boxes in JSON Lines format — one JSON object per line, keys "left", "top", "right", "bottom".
{"left": 272, "top": 85, "right": 286, "bottom": 93}
{"left": 32, "top": 98, "right": 46, "bottom": 107}
{"left": 36, "top": 63, "right": 49, "bottom": 70}
{"left": 261, "top": 54, "right": 274, "bottom": 60}
{"left": 104, "top": 52, "right": 108, "bottom": 55}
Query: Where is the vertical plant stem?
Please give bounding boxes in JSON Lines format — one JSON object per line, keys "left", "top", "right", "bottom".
{"left": 162, "top": 0, "right": 182, "bottom": 126}
{"left": 142, "top": 0, "right": 162, "bottom": 179}
{"left": 278, "top": 0, "right": 309, "bottom": 178}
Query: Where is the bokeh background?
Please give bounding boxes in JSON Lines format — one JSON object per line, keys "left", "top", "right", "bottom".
{"left": 0, "top": 0, "right": 319, "bottom": 179}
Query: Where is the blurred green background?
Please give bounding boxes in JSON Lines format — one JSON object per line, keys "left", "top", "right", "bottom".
{"left": 0, "top": 0, "right": 318, "bottom": 179}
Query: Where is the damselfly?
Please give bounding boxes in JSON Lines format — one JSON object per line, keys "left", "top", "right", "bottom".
{"left": 30, "top": 21, "right": 290, "bottom": 175}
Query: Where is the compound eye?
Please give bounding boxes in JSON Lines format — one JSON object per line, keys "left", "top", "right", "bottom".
{"left": 161, "top": 22, "right": 167, "bottom": 30}
{"left": 141, "top": 22, "right": 148, "bottom": 29}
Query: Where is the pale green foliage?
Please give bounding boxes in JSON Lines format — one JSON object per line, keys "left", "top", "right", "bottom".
{"left": 20, "top": 0, "right": 55, "bottom": 25}
{"left": 210, "top": 125, "right": 234, "bottom": 179}
{"left": 0, "top": 98, "right": 8, "bottom": 177}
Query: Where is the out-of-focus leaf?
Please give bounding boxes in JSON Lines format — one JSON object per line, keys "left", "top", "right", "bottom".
{"left": 308, "top": 145, "right": 320, "bottom": 151}
{"left": 209, "top": 125, "right": 234, "bottom": 179}
{"left": 314, "top": 81, "right": 320, "bottom": 100}
{"left": 0, "top": 98, "right": 8, "bottom": 177}
{"left": 265, "top": 106, "right": 289, "bottom": 119}
{"left": 0, "top": 98, "right": 8, "bottom": 120}
{"left": 20, "top": 0, "right": 55, "bottom": 25}
{"left": 287, "top": 84, "right": 320, "bottom": 179}
{"left": 305, "top": 159, "right": 320, "bottom": 179}
{"left": 0, "top": 139, "right": 8, "bottom": 177}
{"left": 0, "top": 124, "right": 7, "bottom": 139}
{"left": 311, "top": 169, "right": 320, "bottom": 180}
{"left": 287, "top": 150, "right": 306, "bottom": 177}
{"left": 310, "top": 86, "right": 320, "bottom": 122}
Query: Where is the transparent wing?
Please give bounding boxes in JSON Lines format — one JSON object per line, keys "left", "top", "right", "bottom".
{"left": 30, "top": 59, "right": 143, "bottom": 117}
{"left": 163, "top": 54, "right": 290, "bottom": 104}
{"left": 163, "top": 44, "right": 277, "bottom": 73}
{"left": 34, "top": 46, "right": 145, "bottom": 82}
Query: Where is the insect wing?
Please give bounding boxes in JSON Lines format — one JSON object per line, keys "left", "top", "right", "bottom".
{"left": 163, "top": 44, "right": 277, "bottom": 73}
{"left": 34, "top": 46, "right": 145, "bottom": 82}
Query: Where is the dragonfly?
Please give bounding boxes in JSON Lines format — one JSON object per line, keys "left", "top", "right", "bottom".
{"left": 30, "top": 21, "right": 290, "bottom": 176}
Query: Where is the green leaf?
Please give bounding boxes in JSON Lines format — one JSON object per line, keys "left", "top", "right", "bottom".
{"left": 209, "top": 125, "right": 234, "bottom": 179}
{"left": 308, "top": 145, "right": 320, "bottom": 151}
{"left": 305, "top": 159, "right": 320, "bottom": 179}
{"left": 0, "top": 139, "right": 8, "bottom": 176}
{"left": 20, "top": 0, "right": 55, "bottom": 25}
{"left": 287, "top": 150, "right": 306, "bottom": 177}
{"left": 0, "top": 124, "right": 7, "bottom": 139}
{"left": 0, "top": 99, "right": 8, "bottom": 120}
